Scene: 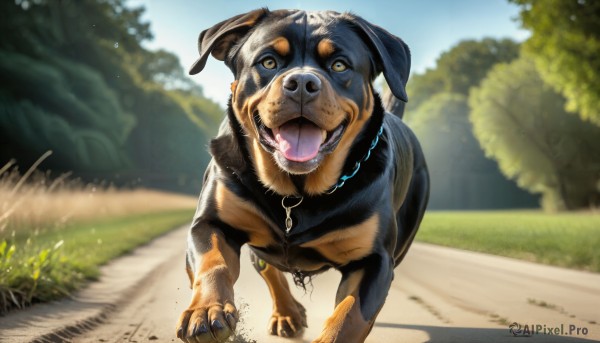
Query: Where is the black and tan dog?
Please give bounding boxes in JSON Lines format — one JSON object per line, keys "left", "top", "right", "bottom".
{"left": 176, "top": 8, "right": 429, "bottom": 343}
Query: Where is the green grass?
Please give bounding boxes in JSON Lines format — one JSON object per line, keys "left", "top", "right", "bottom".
{"left": 0, "top": 209, "right": 194, "bottom": 314}
{"left": 415, "top": 211, "right": 600, "bottom": 272}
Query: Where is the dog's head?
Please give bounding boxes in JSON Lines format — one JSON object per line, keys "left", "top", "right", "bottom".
{"left": 191, "top": 9, "right": 410, "bottom": 195}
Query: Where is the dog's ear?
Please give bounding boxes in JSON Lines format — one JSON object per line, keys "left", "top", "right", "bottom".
{"left": 347, "top": 15, "right": 411, "bottom": 102}
{"left": 189, "top": 8, "right": 269, "bottom": 75}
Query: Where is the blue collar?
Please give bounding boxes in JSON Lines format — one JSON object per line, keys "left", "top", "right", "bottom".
{"left": 326, "top": 124, "right": 384, "bottom": 194}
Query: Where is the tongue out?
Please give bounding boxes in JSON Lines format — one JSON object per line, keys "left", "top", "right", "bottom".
{"left": 273, "top": 120, "right": 324, "bottom": 162}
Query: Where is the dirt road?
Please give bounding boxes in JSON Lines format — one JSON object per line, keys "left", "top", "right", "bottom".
{"left": 3, "top": 227, "right": 599, "bottom": 342}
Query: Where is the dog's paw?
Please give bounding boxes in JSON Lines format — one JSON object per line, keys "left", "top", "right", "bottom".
{"left": 268, "top": 299, "right": 307, "bottom": 337}
{"left": 176, "top": 302, "right": 237, "bottom": 343}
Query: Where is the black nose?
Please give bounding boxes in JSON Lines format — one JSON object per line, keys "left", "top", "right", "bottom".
{"left": 282, "top": 72, "right": 322, "bottom": 103}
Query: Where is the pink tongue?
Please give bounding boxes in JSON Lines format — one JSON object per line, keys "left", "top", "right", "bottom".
{"left": 274, "top": 121, "right": 323, "bottom": 162}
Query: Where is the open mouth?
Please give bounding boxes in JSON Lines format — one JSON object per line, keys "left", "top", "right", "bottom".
{"left": 255, "top": 114, "right": 346, "bottom": 163}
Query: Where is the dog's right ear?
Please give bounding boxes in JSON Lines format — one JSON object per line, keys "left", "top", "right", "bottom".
{"left": 189, "top": 8, "right": 269, "bottom": 75}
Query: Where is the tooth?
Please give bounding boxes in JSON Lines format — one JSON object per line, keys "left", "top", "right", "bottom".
{"left": 322, "top": 130, "right": 327, "bottom": 143}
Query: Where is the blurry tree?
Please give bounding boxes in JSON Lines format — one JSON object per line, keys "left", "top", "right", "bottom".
{"left": 0, "top": 0, "right": 222, "bottom": 193}
{"left": 406, "top": 38, "right": 520, "bottom": 114}
{"left": 398, "top": 37, "right": 535, "bottom": 209}
{"left": 409, "top": 93, "right": 536, "bottom": 209}
{"left": 511, "top": 0, "right": 600, "bottom": 126}
{"left": 470, "top": 57, "right": 600, "bottom": 211}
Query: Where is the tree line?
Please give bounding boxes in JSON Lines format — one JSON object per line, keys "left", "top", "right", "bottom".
{"left": 403, "top": 0, "right": 600, "bottom": 211}
{"left": 2, "top": 0, "right": 598, "bottom": 210}
{"left": 0, "top": 0, "right": 222, "bottom": 194}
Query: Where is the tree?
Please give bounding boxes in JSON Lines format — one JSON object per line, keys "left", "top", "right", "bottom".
{"left": 406, "top": 38, "right": 520, "bottom": 113}
{"left": 397, "top": 38, "right": 533, "bottom": 209}
{"left": 511, "top": 0, "right": 600, "bottom": 126}
{"left": 0, "top": 0, "right": 223, "bottom": 193}
{"left": 409, "top": 93, "right": 537, "bottom": 209}
{"left": 470, "top": 57, "right": 600, "bottom": 211}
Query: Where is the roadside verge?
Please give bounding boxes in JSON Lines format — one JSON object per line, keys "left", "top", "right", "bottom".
{"left": 0, "top": 225, "right": 188, "bottom": 343}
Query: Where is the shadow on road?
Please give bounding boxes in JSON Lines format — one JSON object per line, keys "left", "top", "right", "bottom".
{"left": 374, "top": 322, "right": 596, "bottom": 342}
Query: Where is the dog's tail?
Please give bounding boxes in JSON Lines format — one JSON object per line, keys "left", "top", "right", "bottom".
{"left": 382, "top": 88, "right": 406, "bottom": 119}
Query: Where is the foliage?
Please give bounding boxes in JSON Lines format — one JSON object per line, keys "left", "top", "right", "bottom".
{"left": 405, "top": 38, "right": 520, "bottom": 113}
{"left": 511, "top": 0, "right": 600, "bottom": 126}
{"left": 0, "top": 0, "right": 222, "bottom": 192}
{"left": 399, "top": 38, "right": 533, "bottom": 209}
{"left": 416, "top": 211, "right": 600, "bottom": 272}
{"left": 0, "top": 209, "right": 193, "bottom": 314}
{"left": 0, "top": 161, "right": 196, "bottom": 314}
{"left": 470, "top": 57, "right": 600, "bottom": 211}
{"left": 409, "top": 93, "right": 535, "bottom": 209}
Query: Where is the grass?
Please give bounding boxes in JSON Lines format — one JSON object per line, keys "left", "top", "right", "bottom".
{"left": 0, "top": 155, "right": 197, "bottom": 314}
{"left": 415, "top": 211, "right": 600, "bottom": 272}
{"left": 0, "top": 209, "right": 193, "bottom": 313}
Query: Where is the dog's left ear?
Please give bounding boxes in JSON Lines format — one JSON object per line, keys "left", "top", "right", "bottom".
{"left": 348, "top": 15, "right": 411, "bottom": 102}
{"left": 189, "top": 8, "right": 269, "bottom": 75}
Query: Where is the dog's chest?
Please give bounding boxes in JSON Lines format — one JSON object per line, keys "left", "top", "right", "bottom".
{"left": 214, "top": 181, "right": 379, "bottom": 269}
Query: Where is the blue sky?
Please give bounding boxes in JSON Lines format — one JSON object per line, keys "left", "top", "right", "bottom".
{"left": 130, "top": 0, "right": 529, "bottom": 106}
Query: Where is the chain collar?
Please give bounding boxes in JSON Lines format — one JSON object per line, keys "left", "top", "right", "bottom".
{"left": 326, "top": 125, "right": 384, "bottom": 194}
{"left": 280, "top": 123, "right": 384, "bottom": 234}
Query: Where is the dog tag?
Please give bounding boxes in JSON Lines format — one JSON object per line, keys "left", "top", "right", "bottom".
{"left": 281, "top": 196, "right": 303, "bottom": 235}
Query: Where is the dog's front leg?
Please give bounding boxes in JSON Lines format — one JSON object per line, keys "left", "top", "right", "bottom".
{"left": 176, "top": 225, "right": 241, "bottom": 343}
{"left": 313, "top": 252, "right": 393, "bottom": 343}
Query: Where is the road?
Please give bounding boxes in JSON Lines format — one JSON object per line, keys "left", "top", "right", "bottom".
{"left": 34, "top": 227, "right": 600, "bottom": 342}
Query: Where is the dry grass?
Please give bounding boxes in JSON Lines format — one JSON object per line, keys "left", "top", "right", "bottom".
{"left": 0, "top": 153, "right": 198, "bottom": 313}
{"left": 0, "top": 155, "right": 196, "bottom": 239}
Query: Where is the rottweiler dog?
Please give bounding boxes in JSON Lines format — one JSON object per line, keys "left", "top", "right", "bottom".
{"left": 176, "top": 8, "right": 429, "bottom": 343}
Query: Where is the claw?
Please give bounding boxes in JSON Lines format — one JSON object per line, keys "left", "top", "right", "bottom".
{"left": 287, "top": 317, "right": 297, "bottom": 332}
{"left": 225, "top": 312, "right": 237, "bottom": 331}
{"left": 212, "top": 319, "right": 224, "bottom": 330}
{"left": 199, "top": 323, "right": 209, "bottom": 334}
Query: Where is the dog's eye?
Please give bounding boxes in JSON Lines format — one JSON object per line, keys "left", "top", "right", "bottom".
{"left": 331, "top": 60, "right": 348, "bottom": 72}
{"left": 260, "top": 57, "right": 277, "bottom": 70}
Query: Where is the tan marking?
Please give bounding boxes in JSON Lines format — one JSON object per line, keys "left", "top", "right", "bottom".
{"left": 303, "top": 83, "right": 374, "bottom": 194}
{"left": 363, "top": 84, "right": 373, "bottom": 117}
{"left": 317, "top": 38, "right": 336, "bottom": 59}
{"left": 241, "top": 9, "right": 265, "bottom": 27}
{"left": 271, "top": 36, "right": 290, "bottom": 56}
{"left": 198, "top": 233, "right": 227, "bottom": 274}
{"left": 178, "top": 232, "right": 239, "bottom": 339}
{"left": 185, "top": 264, "right": 194, "bottom": 289}
{"left": 304, "top": 97, "right": 364, "bottom": 195}
{"left": 300, "top": 214, "right": 379, "bottom": 265}
{"left": 258, "top": 263, "right": 307, "bottom": 336}
{"left": 323, "top": 296, "right": 355, "bottom": 339}
{"left": 230, "top": 80, "right": 238, "bottom": 95}
{"left": 215, "top": 182, "right": 274, "bottom": 247}
{"left": 231, "top": 74, "right": 298, "bottom": 195}
{"left": 251, "top": 140, "right": 298, "bottom": 195}
{"left": 189, "top": 233, "right": 238, "bottom": 303}
{"left": 315, "top": 270, "right": 375, "bottom": 343}
{"left": 316, "top": 294, "right": 372, "bottom": 342}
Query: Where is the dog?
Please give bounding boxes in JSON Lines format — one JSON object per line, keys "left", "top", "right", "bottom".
{"left": 176, "top": 9, "right": 429, "bottom": 343}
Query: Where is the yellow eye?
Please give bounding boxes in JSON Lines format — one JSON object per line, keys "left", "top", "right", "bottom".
{"left": 331, "top": 60, "right": 348, "bottom": 72}
{"left": 261, "top": 57, "right": 277, "bottom": 70}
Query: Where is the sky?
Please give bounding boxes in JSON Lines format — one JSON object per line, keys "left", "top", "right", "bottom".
{"left": 130, "top": 0, "right": 529, "bottom": 107}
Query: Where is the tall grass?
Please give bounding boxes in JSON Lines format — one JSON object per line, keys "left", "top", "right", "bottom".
{"left": 0, "top": 154, "right": 197, "bottom": 313}
{"left": 0, "top": 157, "right": 196, "bottom": 240}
